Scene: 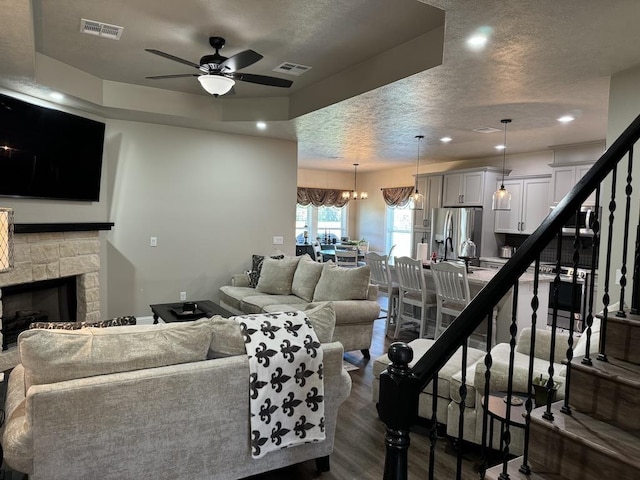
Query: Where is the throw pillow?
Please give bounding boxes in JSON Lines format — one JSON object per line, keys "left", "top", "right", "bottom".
{"left": 313, "top": 263, "right": 371, "bottom": 301}
{"left": 291, "top": 255, "right": 324, "bottom": 302}
{"left": 247, "top": 254, "right": 285, "bottom": 288}
{"left": 255, "top": 256, "right": 300, "bottom": 295}
{"left": 208, "top": 303, "right": 337, "bottom": 357}
{"left": 29, "top": 315, "right": 137, "bottom": 330}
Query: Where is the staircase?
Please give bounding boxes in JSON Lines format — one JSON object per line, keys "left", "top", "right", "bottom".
{"left": 485, "top": 312, "right": 640, "bottom": 479}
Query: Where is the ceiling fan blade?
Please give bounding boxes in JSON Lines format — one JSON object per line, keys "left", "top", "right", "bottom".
{"left": 233, "top": 73, "right": 293, "bottom": 88}
{"left": 145, "top": 49, "right": 201, "bottom": 69}
{"left": 145, "top": 73, "right": 200, "bottom": 79}
{"left": 220, "top": 49, "right": 263, "bottom": 72}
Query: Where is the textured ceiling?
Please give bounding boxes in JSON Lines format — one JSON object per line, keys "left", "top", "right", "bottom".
{"left": 2, "top": 0, "right": 640, "bottom": 172}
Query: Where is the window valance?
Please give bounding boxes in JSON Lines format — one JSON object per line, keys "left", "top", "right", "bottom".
{"left": 381, "top": 186, "right": 414, "bottom": 207}
{"left": 297, "top": 187, "right": 349, "bottom": 208}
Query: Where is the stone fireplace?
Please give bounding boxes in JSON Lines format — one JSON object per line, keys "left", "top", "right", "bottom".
{"left": 0, "top": 223, "right": 112, "bottom": 354}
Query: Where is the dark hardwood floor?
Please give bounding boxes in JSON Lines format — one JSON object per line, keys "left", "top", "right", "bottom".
{"left": 249, "top": 315, "right": 483, "bottom": 480}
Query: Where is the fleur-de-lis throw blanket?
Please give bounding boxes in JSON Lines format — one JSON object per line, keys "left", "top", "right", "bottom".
{"left": 235, "top": 311, "right": 325, "bottom": 459}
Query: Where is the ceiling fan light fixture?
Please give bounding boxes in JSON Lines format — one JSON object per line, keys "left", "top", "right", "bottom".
{"left": 197, "top": 75, "right": 235, "bottom": 96}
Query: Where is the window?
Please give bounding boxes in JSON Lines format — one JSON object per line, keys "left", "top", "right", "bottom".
{"left": 386, "top": 205, "right": 413, "bottom": 257}
{"left": 296, "top": 205, "right": 347, "bottom": 244}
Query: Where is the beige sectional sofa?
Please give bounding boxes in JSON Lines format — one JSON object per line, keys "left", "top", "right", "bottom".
{"left": 219, "top": 254, "right": 380, "bottom": 357}
{"left": 1, "top": 315, "right": 352, "bottom": 479}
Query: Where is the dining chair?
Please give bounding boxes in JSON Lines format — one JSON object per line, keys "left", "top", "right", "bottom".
{"left": 357, "top": 241, "right": 370, "bottom": 266}
{"left": 365, "top": 252, "right": 399, "bottom": 335}
{"left": 393, "top": 256, "right": 437, "bottom": 339}
{"left": 334, "top": 247, "right": 359, "bottom": 267}
{"left": 428, "top": 261, "right": 496, "bottom": 347}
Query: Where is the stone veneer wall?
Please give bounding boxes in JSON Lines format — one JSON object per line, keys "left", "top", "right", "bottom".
{"left": 0, "top": 230, "right": 102, "bottom": 337}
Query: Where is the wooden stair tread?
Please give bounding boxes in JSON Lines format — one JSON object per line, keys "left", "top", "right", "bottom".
{"left": 484, "top": 458, "right": 569, "bottom": 480}
{"left": 530, "top": 402, "right": 640, "bottom": 468}
{"left": 571, "top": 354, "right": 640, "bottom": 388}
{"left": 600, "top": 310, "right": 640, "bottom": 325}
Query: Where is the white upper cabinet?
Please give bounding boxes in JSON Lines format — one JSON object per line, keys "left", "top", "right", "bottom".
{"left": 412, "top": 175, "right": 443, "bottom": 231}
{"left": 495, "top": 176, "right": 551, "bottom": 234}
{"left": 442, "top": 171, "right": 485, "bottom": 206}
{"left": 549, "top": 163, "right": 595, "bottom": 205}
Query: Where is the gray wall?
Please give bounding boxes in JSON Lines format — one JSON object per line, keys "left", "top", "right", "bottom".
{"left": 104, "top": 120, "right": 297, "bottom": 317}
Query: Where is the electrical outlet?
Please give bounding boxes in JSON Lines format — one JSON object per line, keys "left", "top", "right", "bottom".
{"left": 150, "top": 236, "right": 158, "bottom": 247}
{"left": 180, "top": 291, "right": 187, "bottom": 301}
{"left": 273, "top": 236, "right": 284, "bottom": 245}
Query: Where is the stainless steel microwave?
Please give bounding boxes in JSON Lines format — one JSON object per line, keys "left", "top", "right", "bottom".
{"left": 550, "top": 205, "right": 600, "bottom": 236}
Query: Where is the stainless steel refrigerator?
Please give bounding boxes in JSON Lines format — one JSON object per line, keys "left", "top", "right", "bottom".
{"left": 429, "top": 207, "right": 483, "bottom": 264}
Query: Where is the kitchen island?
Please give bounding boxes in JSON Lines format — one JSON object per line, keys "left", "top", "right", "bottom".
{"left": 409, "top": 262, "right": 554, "bottom": 344}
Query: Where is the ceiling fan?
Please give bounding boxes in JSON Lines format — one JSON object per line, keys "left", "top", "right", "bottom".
{"left": 145, "top": 36, "right": 293, "bottom": 96}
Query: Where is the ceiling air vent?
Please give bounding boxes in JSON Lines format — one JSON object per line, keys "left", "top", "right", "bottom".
{"left": 273, "top": 62, "right": 312, "bottom": 76}
{"left": 473, "top": 126, "right": 502, "bottom": 134}
{"left": 80, "top": 19, "right": 124, "bottom": 40}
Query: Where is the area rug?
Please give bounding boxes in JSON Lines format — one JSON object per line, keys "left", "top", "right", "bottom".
{"left": 342, "top": 359, "right": 359, "bottom": 372}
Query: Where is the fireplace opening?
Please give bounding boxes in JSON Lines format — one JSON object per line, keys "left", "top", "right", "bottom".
{"left": 1, "top": 276, "right": 77, "bottom": 349}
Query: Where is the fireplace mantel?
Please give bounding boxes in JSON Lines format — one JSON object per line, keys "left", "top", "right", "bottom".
{"left": 14, "top": 222, "right": 114, "bottom": 234}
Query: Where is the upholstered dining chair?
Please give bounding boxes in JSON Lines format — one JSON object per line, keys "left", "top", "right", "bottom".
{"left": 393, "top": 256, "right": 437, "bottom": 339}
{"left": 365, "top": 252, "right": 399, "bottom": 335}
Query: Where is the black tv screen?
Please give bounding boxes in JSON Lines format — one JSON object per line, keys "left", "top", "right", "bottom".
{"left": 0, "top": 92, "right": 105, "bottom": 201}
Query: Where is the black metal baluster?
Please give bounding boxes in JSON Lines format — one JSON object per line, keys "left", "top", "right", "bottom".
{"left": 428, "top": 373, "right": 438, "bottom": 480}
{"left": 583, "top": 185, "right": 601, "bottom": 365}
{"left": 632, "top": 222, "right": 640, "bottom": 315}
{"left": 561, "top": 227, "right": 580, "bottom": 416}
{"left": 456, "top": 342, "right": 468, "bottom": 480}
{"left": 544, "top": 233, "right": 563, "bottom": 421}
{"left": 617, "top": 147, "right": 633, "bottom": 317}
{"left": 499, "top": 281, "right": 519, "bottom": 480}
{"left": 478, "top": 311, "right": 494, "bottom": 480}
{"left": 599, "top": 165, "right": 618, "bottom": 363}
{"left": 520, "top": 257, "right": 540, "bottom": 475}
{"left": 380, "top": 342, "right": 419, "bottom": 480}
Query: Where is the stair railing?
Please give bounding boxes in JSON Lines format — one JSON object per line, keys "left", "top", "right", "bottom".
{"left": 379, "top": 112, "right": 640, "bottom": 480}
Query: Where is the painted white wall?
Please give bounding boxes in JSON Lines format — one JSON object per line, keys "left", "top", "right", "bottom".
{"left": 597, "top": 63, "right": 640, "bottom": 312}
{"left": 104, "top": 120, "right": 297, "bottom": 317}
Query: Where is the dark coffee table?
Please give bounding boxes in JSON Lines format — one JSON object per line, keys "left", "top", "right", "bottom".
{"left": 150, "top": 300, "right": 234, "bottom": 324}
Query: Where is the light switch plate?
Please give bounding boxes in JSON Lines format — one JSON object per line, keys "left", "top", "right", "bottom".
{"left": 150, "top": 236, "right": 158, "bottom": 247}
{"left": 273, "top": 236, "right": 284, "bottom": 245}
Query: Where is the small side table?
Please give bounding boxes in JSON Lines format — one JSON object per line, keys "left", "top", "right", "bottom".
{"left": 481, "top": 391, "right": 528, "bottom": 452}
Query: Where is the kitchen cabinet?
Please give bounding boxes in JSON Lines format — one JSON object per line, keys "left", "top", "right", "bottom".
{"left": 494, "top": 176, "right": 551, "bottom": 234}
{"left": 442, "top": 171, "right": 485, "bottom": 206}
{"left": 549, "top": 162, "right": 595, "bottom": 205}
{"left": 412, "top": 175, "right": 443, "bottom": 231}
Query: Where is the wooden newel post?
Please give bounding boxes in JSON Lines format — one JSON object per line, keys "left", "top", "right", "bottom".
{"left": 379, "top": 342, "right": 419, "bottom": 480}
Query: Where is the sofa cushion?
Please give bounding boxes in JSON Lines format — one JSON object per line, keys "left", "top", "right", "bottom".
{"left": 18, "top": 317, "right": 215, "bottom": 392}
{"left": 313, "top": 263, "right": 371, "bottom": 301}
{"left": 209, "top": 302, "right": 337, "bottom": 357}
{"left": 219, "top": 285, "right": 258, "bottom": 311}
{"left": 291, "top": 255, "right": 324, "bottom": 302}
{"left": 256, "top": 256, "right": 300, "bottom": 295}
{"left": 240, "top": 294, "right": 308, "bottom": 315}
{"left": 247, "top": 254, "right": 285, "bottom": 287}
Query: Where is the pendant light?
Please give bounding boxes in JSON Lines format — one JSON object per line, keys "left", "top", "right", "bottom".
{"left": 492, "top": 118, "right": 512, "bottom": 211}
{"left": 410, "top": 135, "right": 425, "bottom": 210}
{"left": 342, "top": 163, "right": 368, "bottom": 200}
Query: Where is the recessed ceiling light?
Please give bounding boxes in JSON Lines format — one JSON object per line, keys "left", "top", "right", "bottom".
{"left": 495, "top": 144, "right": 505, "bottom": 150}
{"left": 557, "top": 115, "right": 575, "bottom": 123}
{"left": 256, "top": 121, "right": 267, "bottom": 130}
{"left": 466, "top": 26, "right": 493, "bottom": 51}
{"left": 440, "top": 137, "right": 452, "bottom": 143}
{"left": 50, "top": 92, "right": 64, "bottom": 101}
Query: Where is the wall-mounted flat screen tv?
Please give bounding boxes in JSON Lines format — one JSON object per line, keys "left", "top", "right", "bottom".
{"left": 0, "top": 92, "right": 105, "bottom": 201}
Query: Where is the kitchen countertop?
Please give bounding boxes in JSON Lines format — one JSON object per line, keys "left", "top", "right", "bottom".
{"left": 424, "top": 262, "right": 554, "bottom": 286}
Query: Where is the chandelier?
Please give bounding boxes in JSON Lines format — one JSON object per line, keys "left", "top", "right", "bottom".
{"left": 343, "top": 163, "right": 368, "bottom": 200}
